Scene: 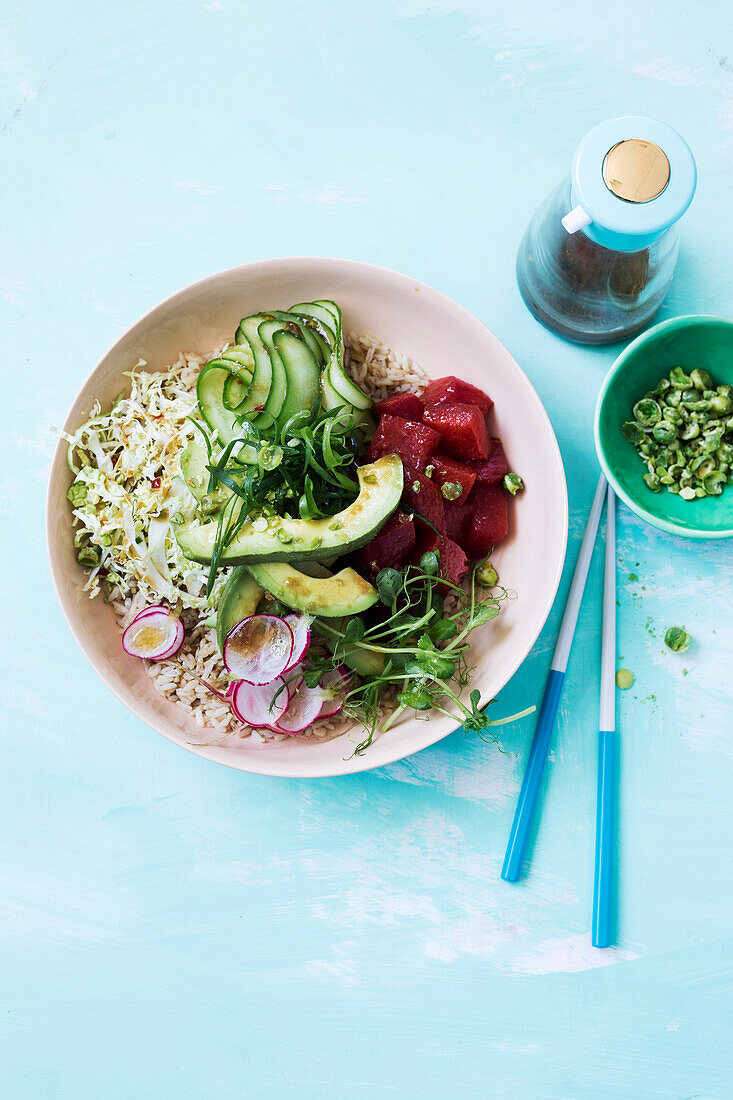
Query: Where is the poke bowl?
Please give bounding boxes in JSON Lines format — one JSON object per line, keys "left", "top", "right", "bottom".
{"left": 46, "top": 257, "right": 568, "bottom": 777}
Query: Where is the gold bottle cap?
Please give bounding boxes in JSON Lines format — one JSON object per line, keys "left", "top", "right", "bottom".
{"left": 602, "top": 139, "right": 670, "bottom": 203}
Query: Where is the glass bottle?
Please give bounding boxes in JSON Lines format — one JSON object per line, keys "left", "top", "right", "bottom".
{"left": 517, "top": 117, "right": 696, "bottom": 345}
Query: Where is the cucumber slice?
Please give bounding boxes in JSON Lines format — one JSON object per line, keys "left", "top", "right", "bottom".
{"left": 215, "top": 347, "right": 254, "bottom": 411}
{"left": 197, "top": 353, "right": 253, "bottom": 446}
{"left": 289, "top": 301, "right": 339, "bottom": 338}
{"left": 311, "top": 299, "right": 341, "bottom": 327}
{"left": 268, "top": 310, "right": 327, "bottom": 367}
{"left": 321, "top": 373, "right": 375, "bottom": 438}
{"left": 271, "top": 329, "right": 321, "bottom": 426}
{"left": 290, "top": 300, "right": 372, "bottom": 411}
{"left": 235, "top": 314, "right": 283, "bottom": 423}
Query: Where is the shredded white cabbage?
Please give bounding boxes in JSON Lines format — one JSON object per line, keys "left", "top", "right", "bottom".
{"left": 63, "top": 353, "right": 226, "bottom": 610}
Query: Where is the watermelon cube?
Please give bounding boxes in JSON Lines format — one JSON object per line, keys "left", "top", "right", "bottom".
{"left": 429, "top": 452, "right": 476, "bottom": 504}
{"left": 463, "top": 484, "right": 509, "bottom": 557}
{"left": 444, "top": 499, "right": 470, "bottom": 543}
{"left": 422, "top": 402, "right": 490, "bottom": 461}
{"left": 469, "top": 438, "right": 507, "bottom": 485}
{"left": 412, "top": 530, "right": 468, "bottom": 587}
{"left": 422, "top": 375, "right": 493, "bottom": 416}
{"left": 353, "top": 511, "right": 416, "bottom": 576}
{"left": 372, "top": 391, "right": 424, "bottom": 421}
{"left": 367, "top": 414, "right": 440, "bottom": 469}
{"left": 402, "top": 467, "right": 446, "bottom": 535}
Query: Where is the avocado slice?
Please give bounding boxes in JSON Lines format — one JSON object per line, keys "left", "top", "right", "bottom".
{"left": 247, "top": 562, "right": 377, "bottom": 617}
{"left": 180, "top": 431, "right": 257, "bottom": 505}
{"left": 318, "top": 616, "right": 386, "bottom": 677}
{"left": 175, "top": 455, "right": 403, "bottom": 566}
{"left": 216, "top": 567, "right": 264, "bottom": 652}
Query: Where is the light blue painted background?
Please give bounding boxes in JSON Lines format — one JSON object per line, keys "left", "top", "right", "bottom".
{"left": 2, "top": 1, "right": 732, "bottom": 1097}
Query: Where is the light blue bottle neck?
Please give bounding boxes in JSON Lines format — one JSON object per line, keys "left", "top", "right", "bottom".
{"left": 569, "top": 182, "right": 668, "bottom": 252}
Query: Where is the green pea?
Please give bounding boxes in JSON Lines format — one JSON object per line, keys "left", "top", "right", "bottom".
{"left": 692, "top": 456, "right": 714, "bottom": 478}
{"left": 441, "top": 481, "right": 464, "bottom": 501}
{"left": 665, "top": 389, "right": 682, "bottom": 408}
{"left": 669, "top": 367, "right": 691, "bottom": 389}
{"left": 709, "top": 393, "right": 732, "bottom": 416}
{"left": 67, "top": 481, "right": 88, "bottom": 507}
{"left": 653, "top": 378, "right": 671, "bottom": 396}
{"left": 652, "top": 421, "right": 677, "bottom": 444}
{"left": 633, "top": 398, "right": 661, "bottom": 426}
{"left": 690, "top": 368, "right": 713, "bottom": 391}
{"left": 503, "top": 472, "right": 524, "bottom": 495}
{"left": 475, "top": 559, "right": 499, "bottom": 587}
{"left": 684, "top": 400, "right": 711, "bottom": 416}
{"left": 643, "top": 472, "right": 661, "bottom": 492}
{"left": 703, "top": 430, "right": 723, "bottom": 454}
{"left": 77, "top": 546, "right": 101, "bottom": 568}
{"left": 716, "top": 442, "right": 733, "bottom": 464}
{"left": 694, "top": 486, "right": 707, "bottom": 498}
{"left": 664, "top": 626, "right": 691, "bottom": 653}
{"left": 680, "top": 421, "right": 699, "bottom": 441}
{"left": 703, "top": 471, "right": 726, "bottom": 495}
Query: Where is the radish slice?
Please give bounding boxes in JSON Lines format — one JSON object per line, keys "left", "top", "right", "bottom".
{"left": 201, "top": 679, "right": 232, "bottom": 703}
{"left": 283, "top": 614, "right": 311, "bottom": 672}
{"left": 223, "top": 615, "right": 294, "bottom": 685}
{"left": 231, "top": 677, "right": 290, "bottom": 727}
{"left": 122, "top": 609, "right": 184, "bottom": 661}
{"left": 318, "top": 666, "right": 351, "bottom": 718}
{"left": 271, "top": 682, "right": 324, "bottom": 734}
{"left": 131, "top": 603, "right": 172, "bottom": 624}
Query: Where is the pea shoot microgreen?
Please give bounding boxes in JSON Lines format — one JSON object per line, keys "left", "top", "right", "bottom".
{"left": 313, "top": 555, "right": 532, "bottom": 756}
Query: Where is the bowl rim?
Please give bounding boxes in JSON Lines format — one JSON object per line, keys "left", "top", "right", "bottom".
{"left": 594, "top": 313, "right": 733, "bottom": 541}
{"left": 46, "top": 256, "right": 568, "bottom": 777}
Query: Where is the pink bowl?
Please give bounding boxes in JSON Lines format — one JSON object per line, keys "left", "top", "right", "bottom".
{"left": 46, "top": 257, "right": 567, "bottom": 778}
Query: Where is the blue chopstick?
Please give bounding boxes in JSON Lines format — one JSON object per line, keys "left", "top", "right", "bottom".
{"left": 592, "top": 484, "right": 616, "bottom": 948}
{"left": 501, "top": 474, "right": 607, "bottom": 883}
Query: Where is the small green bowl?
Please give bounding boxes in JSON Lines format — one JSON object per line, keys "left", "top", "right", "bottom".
{"left": 595, "top": 315, "right": 733, "bottom": 539}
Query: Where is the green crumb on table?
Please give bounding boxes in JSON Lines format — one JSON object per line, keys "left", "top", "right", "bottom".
{"left": 616, "top": 668, "right": 635, "bottom": 690}
{"left": 665, "top": 626, "right": 692, "bottom": 654}
{"left": 682, "top": 668, "right": 689, "bottom": 676}
{"left": 628, "top": 572, "right": 638, "bottom": 582}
